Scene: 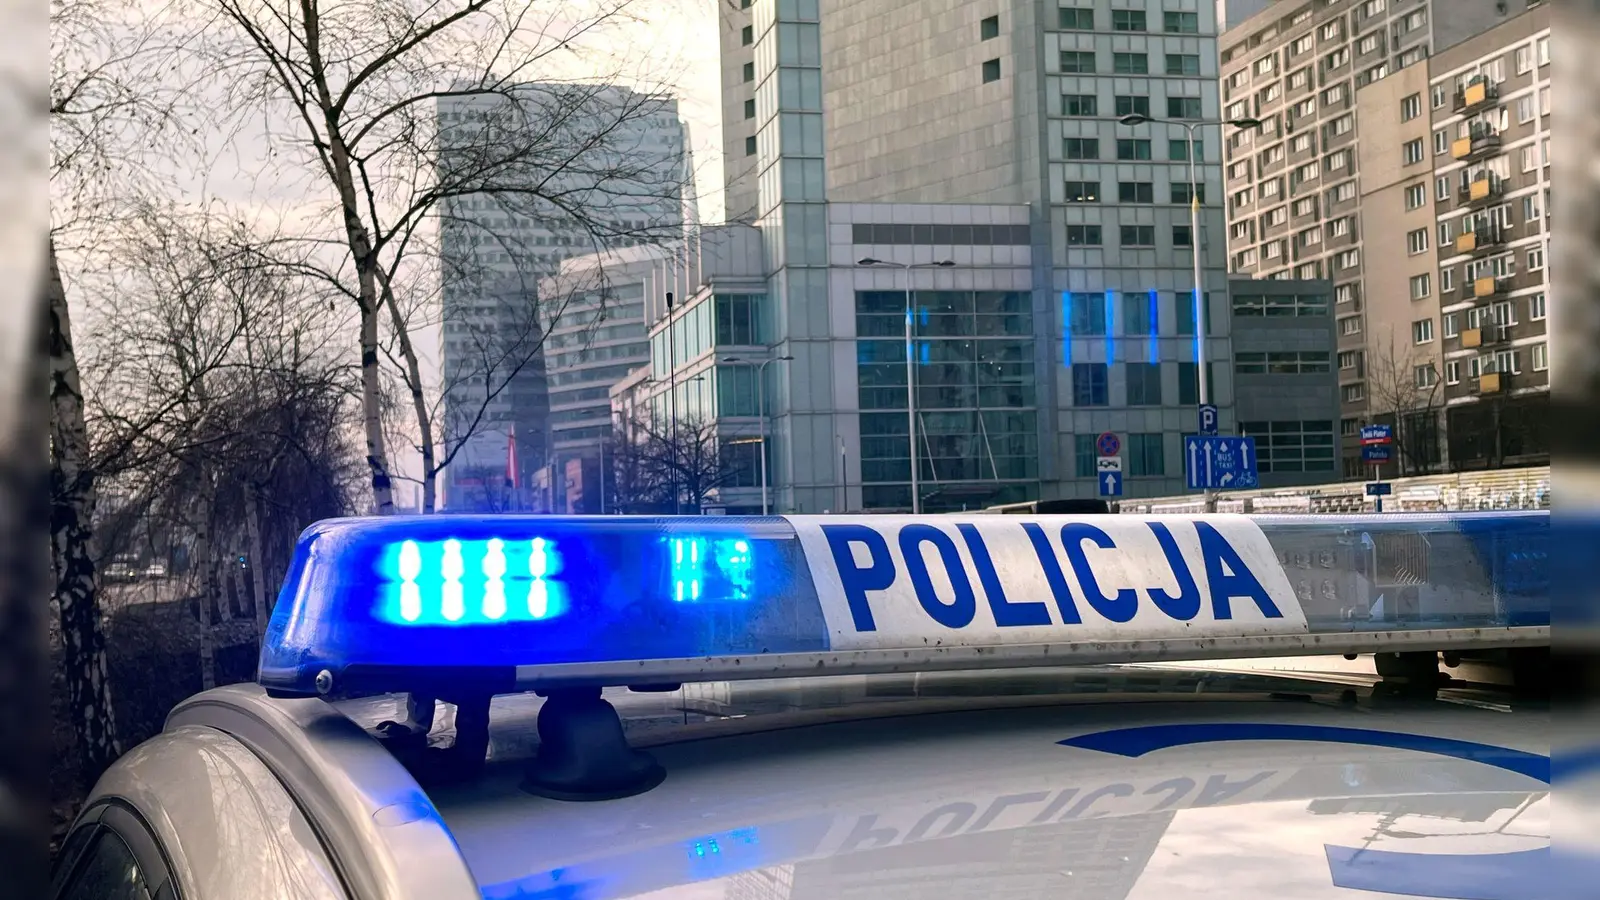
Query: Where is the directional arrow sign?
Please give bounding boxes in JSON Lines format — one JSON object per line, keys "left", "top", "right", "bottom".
{"left": 1184, "top": 435, "right": 1259, "bottom": 491}
{"left": 1099, "top": 470, "right": 1124, "bottom": 497}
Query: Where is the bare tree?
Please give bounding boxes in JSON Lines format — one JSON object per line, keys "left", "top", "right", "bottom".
{"left": 1365, "top": 329, "right": 1445, "bottom": 477}
{"left": 208, "top": 0, "right": 693, "bottom": 513}
{"left": 609, "top": 413, "right": 745, "bottom": 513}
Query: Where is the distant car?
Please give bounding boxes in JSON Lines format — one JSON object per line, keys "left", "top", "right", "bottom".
{"left": 53, "top": 511, "right": 1555, "bottom": 900}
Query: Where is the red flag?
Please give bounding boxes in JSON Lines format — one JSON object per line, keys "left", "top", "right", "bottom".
{"left": 506, "top": 432, "right": 520, "bottom": 489}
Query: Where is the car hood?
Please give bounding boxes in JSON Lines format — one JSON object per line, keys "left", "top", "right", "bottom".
{"left": 418, "top": 671, "right": 1558, "bottom": 900}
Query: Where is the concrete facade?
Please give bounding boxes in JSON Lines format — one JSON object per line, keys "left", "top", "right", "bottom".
{"left": 1228, "top": 277, "right": 1340, "bottom": 487}
{"left": 1217, "top": 0, "right": 1542, "bottom": 478}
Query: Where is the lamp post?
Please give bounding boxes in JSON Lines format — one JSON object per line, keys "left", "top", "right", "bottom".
{"left": 1118, "top": 113, "right": 1260, "bottom": 512}
{"left": 858, "top": 258, "right": 955, "bottom": 515}
{"left": 720, "top": 354, "right": 795, "bottom": 515}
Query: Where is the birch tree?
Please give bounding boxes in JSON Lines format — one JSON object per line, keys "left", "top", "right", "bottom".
{"left": 1365, "top": 331, "right": 1445, "bottom": 477}
{"left": 208, "top": 0, "right": 693, "bottom": 513}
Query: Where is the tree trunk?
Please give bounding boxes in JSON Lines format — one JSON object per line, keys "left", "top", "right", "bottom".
{"left": 246, "top": 489, "right": 270, "bottom": 642}
{"left": 45, "top": 237, "right": 122, "bottom": 788}
{"left": 379, "top": 272, "right": 436, "bottom": 513}
{"left": 192, "top": 495, "right": 216, "bottom": 692}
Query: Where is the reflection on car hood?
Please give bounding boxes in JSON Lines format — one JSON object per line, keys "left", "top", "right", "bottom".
{"left": 367, "top": 668, "right": 1556, "bottom": 900}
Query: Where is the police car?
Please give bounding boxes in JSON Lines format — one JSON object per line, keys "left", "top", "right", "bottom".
{"left": 53, "top": 512, "right": 1564, "bottom": 899}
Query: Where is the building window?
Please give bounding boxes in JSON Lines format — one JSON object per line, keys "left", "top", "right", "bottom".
{"left": 1339, "top": 315, "right": 1362, "bottom": 336}
{"left": 1444, "top": 360, "right": 1460, "bottom": 384}
{"left": 1400, "top": 93, "right": 1421, "bottom": 121}
{"left": 1237, "top": 420, "right": 1336, "bottom": 473}
{"left": 1528, "top": 247, "right": 1545, "bottom": 271}
{"left": 981, "top": 15, "right": 1000, "bottom": 40}
{"left": 1072, "top": 362, "right": 1108, "bottom": 406}
{"left": 1532, "top": 343, "right": 1548, "bottom": 371}
{"left": 1118, "top": 138, "right": 1152, "bottom": 160}
{"left": 1436, "top": 176, "right": 1451, "bottom": 202}
{"left": 1412, "top": 318, "right": 1435, "bottom": 344}
{"left": 741, "top": 25, "right": 753, "bottom": 46}
{"left": 1063, "top": 180, "right": 1100, "bottom": 202}
{"left": 1293, "top": 34, "right": 1314, "bottom": 56}
{"left": 1111, "top": 9, "right": 1146, "bottom": 31}
{"left": 1357, "top": 32, "right": 1381, "bottom": 56}
{"left": 1064, "top": 137, "right": 1100, "bottom": 159}
{"left": 1433, "top": 129, "right": 1448, "bottom": 155}
{"left": 1177, "top": 362, "right": 1214, "bottom": 405}
{"left": 1128, "top": 433, "right": 1166, "bottom": 477}
{"left": 1404, "top": 184, "right": 1425, "bottom": 210}
{"left": 1342, "top": 383, "right": 1365, "bottom": 403}
{"left": 742, "top": 62, "right": 755, "bottom": 82}
{"left": 1538, "top": 36, "right": 1550, "bottom": 66}
{"left": 1409, "top": 273, "right": 1431, "bottom": 300}
{"left": 1255, "top": 55, "right": 1276, "bottom": 76}
{"left": 1338, "top": 351, "right": 1360, "bottom": 370}
{"left": 1173, "top": 224, "right": 1193, "bottom": 246}
{"left": 1124, "top": 295, "right": 1156, "bottom": 334}
{"left": 1169, "top": 139, "right": 1203, "bottom": 161}
{"left": 1118, "top": 181, "right": 1155, "bottom": 203}
{"left": 982, "top": 59, "right": 1002, "bottom": 82}
{"left": 1406, "top": 228, "right": 1428, "bottom": 255}
{"left": 1327, "top": 113, "right": 1353, "bottom": 136}
{"left": 1530, "top": 293, "right": 1546, "bottom": 320}
{"left": 1171, "top": 182, "right": 1205, "bottom": 205}
{"left": 1060, "top": 50, "right": 1096, "bottom": 73}
{"left": 1114, "top": 52, "right": 1149, "bottom": 74}
{"left": 1414, "top": 364, "right": 1438, "bottom": 389}
{"left": 1121, "top": 225, "right": 1156, "bottom": 246}
{"left": 1174, "top": 292, "right": 1214, "bottom": 335}
{"left": 1235, "top": 351, "right": 1331, "bottom": 374}
{"left": 745, "top": 135, "right": 757, "bottom": 156}
{"left": 1065, "top": 224, "right": 1102, "bottom": 245}
{"left": 1402, "top": 139, "right": 1424, "bottom": 165}
{"left": 1059, "top": 7, "right": 1094, "bottom": 30}
{"left": 1068, "top": 292, "right": 1106, "bottom": 334}
{"left": 1164, "top": 11, "right": 1199, "bottom": 34}
{"left": 744, "top": 98, "right": 756, "bottom": 120}
{"left": 1167, "top": 96, "right": 1202, "bottom": 119}
{"left": 1115, "top": 95, "right": 1150, "bottom": 117}
{"left": 1126, "top": 363, "right": 1162, "bottom": 405}
{"left": 1074, "top": 433, "right": 1097, "bottom": 477}
{"left": 1167, "top": 54, "right": 1202, "bottom": 76}
{"left": 1062, "top": 93, "right": 1097, "bottom": 116}
{"left": 1336, "top": 249, "right": 1359, "bottom": 269}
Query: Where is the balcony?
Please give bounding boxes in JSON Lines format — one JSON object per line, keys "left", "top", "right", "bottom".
{"left": 1454, "top": 225, "right": 1507, "bottom": 256}
{"left": 1459, "top": 324, "right": 1509, "bottom": 349}
{"left": 1477, "top": 371, "right": 1504, "bottom": 394}
{"left": 1467, "top": 276, "right": 1510, "bottom": 300}
{"left": 1451, "top": 125, "right": 1502, "bottom": 163}
{"left": 1453, "top": 78, "right": 1500, "bottom": 115}
{"left": 1458, "top": 174, "right": 1505, "bottom": 208}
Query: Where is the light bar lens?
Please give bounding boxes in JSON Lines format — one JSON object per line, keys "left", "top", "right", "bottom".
{"left": 257, "top": 512, "right": 1548, "bottom": 698}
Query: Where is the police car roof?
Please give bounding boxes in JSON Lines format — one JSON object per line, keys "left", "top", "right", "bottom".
{"left": 319, "top": 664, "right": 1553, "bottom": 900}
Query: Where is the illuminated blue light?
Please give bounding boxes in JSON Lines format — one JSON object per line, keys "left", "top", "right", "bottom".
{"left": 1147, "top": 290, "right": 1159, "bottom": 362}
{"left": 1191, "top": 287, "right": 1203, "bottom": 365}
{"left": 482, "top": 538, "right": 507, "bottom": 620}
{"left": 1104, "top": 290, "right": 1115, "bottom": 365}
{"left": 1061, "top": 291, "right": 1074, "bottom": 366}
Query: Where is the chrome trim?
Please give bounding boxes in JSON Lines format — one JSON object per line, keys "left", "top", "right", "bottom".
{"left": 512, "top": 626, "right": 1548, "bottom": 687}
{"left": 167, "top": 684, "right": 479, "bottom": 900}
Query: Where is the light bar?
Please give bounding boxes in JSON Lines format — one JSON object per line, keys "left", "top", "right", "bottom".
{"left": 257, "top": 512, "right": 1549, "bottom": 698}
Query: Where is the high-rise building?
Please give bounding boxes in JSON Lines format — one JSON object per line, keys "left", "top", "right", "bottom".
{"left": 435, "top": 85, "right": 692, "bottom": 508}
{"left": 1217, "top": 0, "right": 1547, "bottom": 477}
{"left": 1426, "top": 5, "right": 1550, "bottom": 469}
{"left": 709, "top": 0, "right": 1245, "bottom": 506}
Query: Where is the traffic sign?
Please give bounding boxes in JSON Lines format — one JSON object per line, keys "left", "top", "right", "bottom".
{"left": 1096, "top": 456, "right": 1122, "bottom": 472}
{"left": 1098, "top": 470, "right": 1124, "bottom": 497}
{"left": 1197, "top": 404, "right": 1219, "bottom": 437}
{"left": 1184, "top": 435, "right": 1260, "bottom": 491}
{"left": 1365, "top": 482, "right": 1392, "bottom": 497}
{"left": 1361, "top": 444, "right": 1393, "bottom": 463}
{"left": 1095, "top": 431, "right": 1121, "bottom": 457}
{"left": 1360, "top": 424, "right": 1393, "bottom": 445}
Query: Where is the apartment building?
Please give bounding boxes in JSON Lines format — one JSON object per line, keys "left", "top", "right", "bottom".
{"left": 1217, "top": 0, "right": 1542, "bottom": 477}
{"left": 1428, "top": 5, "right": 1550, "bottom": 469}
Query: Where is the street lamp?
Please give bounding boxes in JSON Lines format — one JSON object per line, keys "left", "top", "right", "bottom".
{"left": 721, "top": 354, "right": 795, "bottom": 515}
{"left": 858, "top": 257, "right": 955, "bottom": 515}
{"left": 1118, "top": 113, "right": 1260, "bottom": 512}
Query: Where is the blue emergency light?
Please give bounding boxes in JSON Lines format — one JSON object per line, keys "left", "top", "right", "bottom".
{"left": 257, "top": 511, "right": 1550, "bottom": 699}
